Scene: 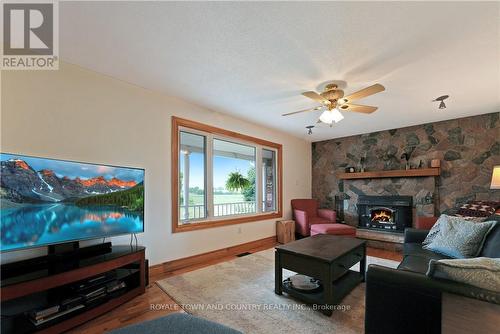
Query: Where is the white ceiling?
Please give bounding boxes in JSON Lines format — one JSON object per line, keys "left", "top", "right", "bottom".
{"left": 60, "top": 1, "right": 500, "bottom": 142}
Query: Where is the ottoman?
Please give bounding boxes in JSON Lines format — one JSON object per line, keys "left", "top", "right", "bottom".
{"left": 310, "top": 223, "right": 356, "bottom": 237}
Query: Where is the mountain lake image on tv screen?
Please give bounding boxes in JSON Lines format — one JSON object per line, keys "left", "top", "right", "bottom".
{"left": 0, "top": 153, "right": 144, "bottom": 251}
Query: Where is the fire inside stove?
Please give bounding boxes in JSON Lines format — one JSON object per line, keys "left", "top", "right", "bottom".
{"left": 370, "top": 208, "right": 394, "bottom": 224}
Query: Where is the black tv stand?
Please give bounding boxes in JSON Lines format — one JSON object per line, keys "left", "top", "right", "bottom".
{"left": 1, "top": 245, "right": 146, "bottom": 334}
{"left": 48, "top": 241, "right": 112, "bottom": 258}
{"left": 2, "top": 242, "right": 114, "bottom": 279}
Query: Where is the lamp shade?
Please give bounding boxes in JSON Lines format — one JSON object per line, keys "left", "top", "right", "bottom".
{"left": 319, "top": 108, "right": 344, "bottom": 124}
{"left": 491, "top": 166, "right": 500, "bottom": 189}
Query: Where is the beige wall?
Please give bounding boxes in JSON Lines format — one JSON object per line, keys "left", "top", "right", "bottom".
{"left": 0, "top": 63, "right": 311, "bottom": 265}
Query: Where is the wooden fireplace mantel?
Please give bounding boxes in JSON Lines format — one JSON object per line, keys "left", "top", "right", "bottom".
{"left": 336, "top": 168, "right": 440, "bottom": 180}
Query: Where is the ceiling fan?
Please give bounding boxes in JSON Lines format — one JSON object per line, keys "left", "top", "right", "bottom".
{"left": 282, "top": 83, "right": 385, "bottom": 125}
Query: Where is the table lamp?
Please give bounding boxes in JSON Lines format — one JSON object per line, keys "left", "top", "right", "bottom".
{"left": 491, "top": 166, "right": 500, "bottom": 189}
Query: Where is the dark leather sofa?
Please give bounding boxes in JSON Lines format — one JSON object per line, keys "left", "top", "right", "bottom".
{"left": 365, "top": 222, "right": 500, "bottom": 334}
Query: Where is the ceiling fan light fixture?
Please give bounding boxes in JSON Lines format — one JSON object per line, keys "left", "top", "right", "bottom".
{"left": 332, "top": 109, "right": 344, "bottom": 122}
{"left": 319, "top": 108, "right": 344, "bottom": 124}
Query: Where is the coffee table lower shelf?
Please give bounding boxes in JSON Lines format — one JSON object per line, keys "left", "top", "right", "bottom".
{"left": 281, "top": 270, "right": 362, "bottom": 315}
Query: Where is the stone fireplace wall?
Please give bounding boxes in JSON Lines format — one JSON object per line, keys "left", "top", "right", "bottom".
{"left": 312, "top": 112, "right": 499, "bottom": 226}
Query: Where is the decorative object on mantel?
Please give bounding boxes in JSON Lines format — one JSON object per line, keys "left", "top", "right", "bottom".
{"left": 336, "top": 167, "right": 440, "bottom": 180}
{"left": 345, "top": 166, "right": 356, "bottom": 173}
{"left": 360, "top": 154, "right": 366, "bottom": 173}
{"left": 431, "top": 159, "right": 441, "bottom": 168}
{"left": 490, "top": 166, "right": 500, "bottom": 190}
{"left": 400, "top": 153, "right": 410, "bottom": 170}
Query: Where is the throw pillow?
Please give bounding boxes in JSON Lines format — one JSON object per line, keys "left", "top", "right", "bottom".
{"left": 423, "top": 218, "right": 496, "bottom": 258}
{"left": 422, "top": 214, "right": 456, "bottom": 246}
{"left": 426, "top": 257, "right": 500, "bottom": 293}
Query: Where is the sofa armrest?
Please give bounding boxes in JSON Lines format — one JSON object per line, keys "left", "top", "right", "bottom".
{"left": 367, "top": 264, "right": 438, "bottom": 291}
{"left": 365, "top": 264, "right": 500, "bottom": 334}
{"left": 317, "top": 209, "right": 336, "bottom": 222}
{"left": 365, "top": 264, "right": 441, "bottom": 334}
{"left": 293, "top": 209, "right": 309, "bottom": 237}
{"left": 404, "top": 228, "right": 429, "bottom": 244}
{"left": 369, "top": 264, "right": 500, "bottom": 303}
{"left": 293, "top": 209, "right": 308, "bottom": 223}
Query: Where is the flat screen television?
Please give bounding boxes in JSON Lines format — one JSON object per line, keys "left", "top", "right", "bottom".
{"left": 0, "top": 153, "right": 144, "bottom": 252}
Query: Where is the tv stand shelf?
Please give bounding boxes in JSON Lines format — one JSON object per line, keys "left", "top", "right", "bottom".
{"left": 1, "top": 245, "right": 146, "bottom": 334}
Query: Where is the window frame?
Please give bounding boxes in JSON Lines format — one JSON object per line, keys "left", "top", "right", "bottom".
{"left": 178, "top": 129, "right": 208, "bottom": 222}
{"left": 171, "top": 116, "right": 283, "bottom": 233}
{"left": 261, "top": 148, "right": 277, "bottom": 213}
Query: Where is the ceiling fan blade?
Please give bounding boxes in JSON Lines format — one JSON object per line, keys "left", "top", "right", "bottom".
{"left": 302, "top": 91, "right": 330, "bottom": 104}
{"left": 282, "top": 106, "right": 323, "bottom": 116}
{"left": 339, "top": 103, "right": 378, "bottom": 114}
{"left": 340, "top": 84, "right": 385, "bottom": 103}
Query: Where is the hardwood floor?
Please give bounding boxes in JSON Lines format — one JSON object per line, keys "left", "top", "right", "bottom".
{"left": 70, "top": 244, "right": 402, "bottom": 333}
{"left": 367, "top": 247, "right": 403, "bottom": 262}
{"left": 67, "top": 283, "right": 181, "bottom": 334}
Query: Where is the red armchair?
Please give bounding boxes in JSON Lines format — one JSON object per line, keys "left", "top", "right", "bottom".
{"left": 291, "top": 199, "right": 337, "bottom": 237}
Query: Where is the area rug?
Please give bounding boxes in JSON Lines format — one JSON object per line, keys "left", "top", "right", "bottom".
{"left": 157, "top": 249, "right": 398, "bottom": 334}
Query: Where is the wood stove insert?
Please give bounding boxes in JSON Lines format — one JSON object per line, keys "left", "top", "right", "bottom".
{"left": 357, "top": 195, "right": 412, "bottom": 232}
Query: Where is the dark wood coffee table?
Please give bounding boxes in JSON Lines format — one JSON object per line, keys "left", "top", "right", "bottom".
{"left": 275, "top": 234, "right": 366, "bottom": 316}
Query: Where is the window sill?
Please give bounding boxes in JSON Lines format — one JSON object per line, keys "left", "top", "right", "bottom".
{"left": 172, "top": 211, "right": 282, "bottom": 233}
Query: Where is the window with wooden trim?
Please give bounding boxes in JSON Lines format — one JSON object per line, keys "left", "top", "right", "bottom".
{"left": 172, "top": 117, "right": 282, "bottom": 232}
